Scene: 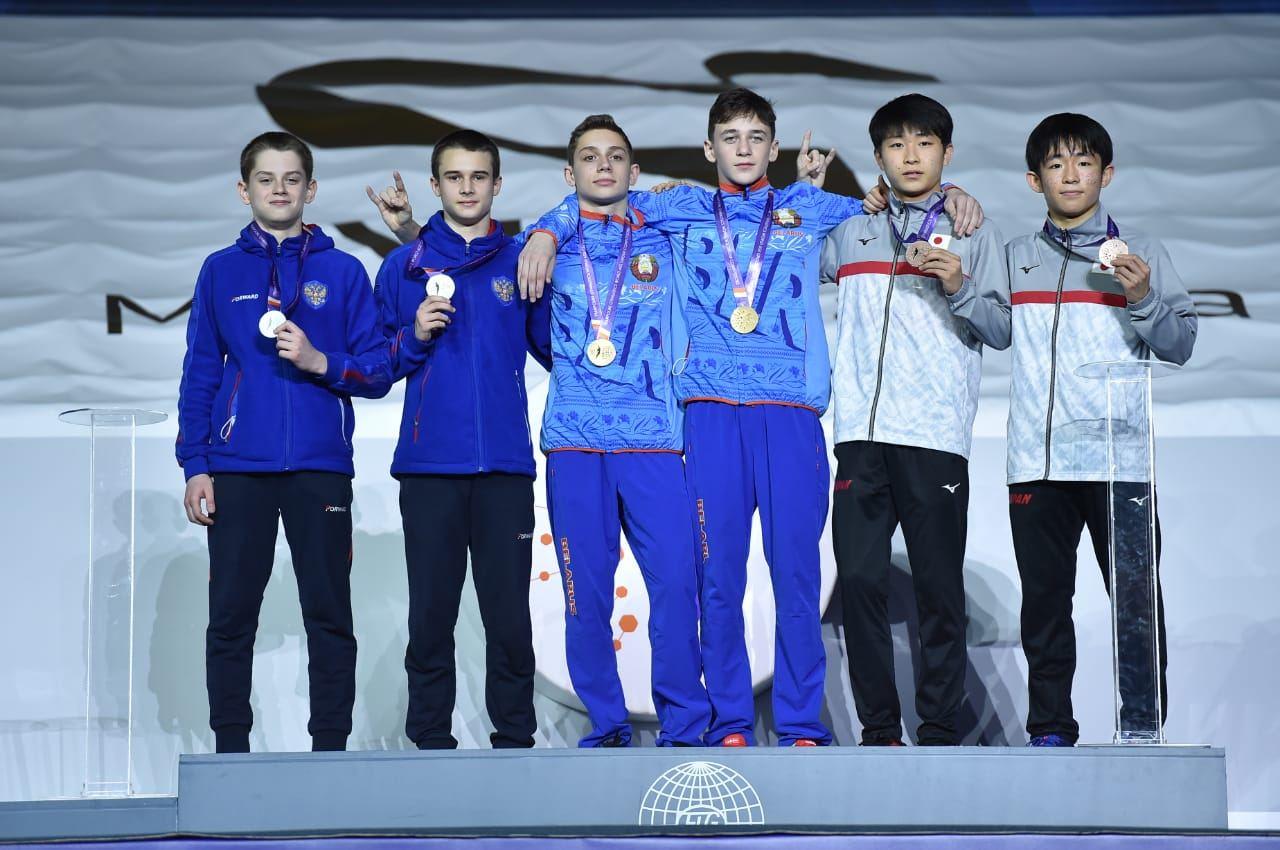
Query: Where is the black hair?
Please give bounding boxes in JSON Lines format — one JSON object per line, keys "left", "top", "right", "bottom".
{"left": 1025, "top": 113, "right": 1113, "bottom": 174}
{"left": 707, "top": 87, "right": 776, "bottom": 140}
{"left": 431, "top": 129, "right": 501, "bottom": 180}
{"left": 239, "top": 131, "right": 313, "bottom": 182}
{"left": 566, "top": 114, "right": 634, "bottom": 164}
{"left": 868, "top": 93, "right": 953, "bottom": 149}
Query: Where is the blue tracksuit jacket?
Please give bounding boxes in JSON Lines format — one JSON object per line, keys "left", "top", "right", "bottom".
{"left": 375, "top": 212, "right": 551, "bottom": 477}
{"left": 176, "top": 223, "right": 392, "bottom": 480}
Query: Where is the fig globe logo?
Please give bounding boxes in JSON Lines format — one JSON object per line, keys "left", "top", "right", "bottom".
{"left": 639, "top": 761, "right": 765, "bottom": 826}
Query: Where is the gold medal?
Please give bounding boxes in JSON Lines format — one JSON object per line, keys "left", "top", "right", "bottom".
{"left": 1098, "top": 239, "right": 1129, "bottom": 268}
{"left": 906, "top": 242, "right": 931, "bottom": 267}
{"left": 586, "top": 338, "right": 616, "bottom": 367}
{"left": 730, "top": 305, "right": 759, "bottom": 334}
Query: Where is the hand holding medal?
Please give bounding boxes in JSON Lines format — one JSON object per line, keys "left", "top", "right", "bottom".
{"left": 913, "top": 247, "right": 965, "bottom": 295}
{"left": 414, "top": 295, "right": 455, "bottom": 342}
{"left": 274, "top": 320, "right": 327, "bottom": 376}
{"left": 1110, "top": 252, "right": 1151, "bottom": 303}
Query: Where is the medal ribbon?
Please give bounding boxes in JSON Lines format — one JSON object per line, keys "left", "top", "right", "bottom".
{"left": 713, "top": 189, "right": 774, "bottom": 312}
{"left": 1042, "top": 215, "right": 1119, "bottom": 260}
{"left": 889, "top": 197, "right": 947, "bottom": 249}
{"left": 577, "top": 216, "right": 633, "bottom": 343}
{"left": 248, "top": 222, "right": 312, "bottom": 316}
{"left": 406, "top": 235, "right": 507, "bottom": 280}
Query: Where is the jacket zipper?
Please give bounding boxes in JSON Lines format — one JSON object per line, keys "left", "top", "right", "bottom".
{"left": 219, "top": 370, "right": 242, "bottom": 442}
{"left": 516, "top": 369, "right": 532, "bottom": 448}
{"left": 278, "top": 243, "right": 293, "bottom": 470}
{"left": 411, "top": 365, "right": 432, "bottom": 443}
{"left": 1042, "top": 234, "right": 1072, "bottom": 480}
{"left": 867, "top": 206, "right": 909, "bottom": 441}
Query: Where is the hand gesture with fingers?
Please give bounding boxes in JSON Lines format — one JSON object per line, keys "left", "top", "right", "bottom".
{"left": 415, "top": 295, "right": 455, "bottom": 342}
{"left": 365, "top": 171, "right": 419, "bottom": 242}
{"left": 796, "top": 130, "right": 839, "bottom": 189}
{"left": 1111, "top": 254, "right": 1151, "bottom": 303}
{"left": 184, "top": 474, "right": 215, "bottom": 526}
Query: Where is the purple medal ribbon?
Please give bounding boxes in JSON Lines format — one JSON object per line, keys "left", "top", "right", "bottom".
{"left": 577, "top": 216, "right": 633, "bottom": 340}
{"left": 405, "top": 234, "right": 506, "bottom": 280}
{"left": 1042, "top": 215, "right": 1119, "bottom": 258}
{"left": 248, "top": 221, "right": 313, "bottom": 315}
{"left": 890, "top": 196, "right": 947, "bottom": 250}
{"left": 713, "top": 189, "right": 774, "bottom": 310}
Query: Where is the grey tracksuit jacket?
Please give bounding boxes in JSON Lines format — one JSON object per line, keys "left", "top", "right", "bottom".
{"left": 820, "top": 190, "right": 1012, "bottom": 460}
{"left": 1005, "top": 204, "right": 1198, "bottom": 484}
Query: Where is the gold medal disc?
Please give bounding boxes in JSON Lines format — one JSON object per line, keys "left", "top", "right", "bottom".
{"left": 730, "top": 305, "right": 759, "bottom": 334}
{"left": 587, "top": 338, "right": 616, "bottom": 367}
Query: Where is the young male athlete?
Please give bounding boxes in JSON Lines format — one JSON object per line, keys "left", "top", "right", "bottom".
{"left": 178, "top": 131, "right": 391, "bottom": 752}
{"left": 1006, "top": 113, "right": 1196, "bottom": 746}
{"left": 820, "top": 94, "right": 1010, "bottom": 746}
{"left": 370, "top": 130, "right": 551, "bottom": 750}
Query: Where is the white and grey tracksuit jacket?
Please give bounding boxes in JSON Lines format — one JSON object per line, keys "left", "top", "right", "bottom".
{"left": 820, "top": 191, "right": 1012, "bottom": 460}
{"left": 1005, "top": 204, "right": 1198, "bottom": 484}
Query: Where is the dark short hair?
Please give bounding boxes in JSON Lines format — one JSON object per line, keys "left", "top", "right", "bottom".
{"left": 868, "top": 94, "right": 953, "bottom": 149}
{"left": 566, "top": 114, "right": 634, "bottom": 165}
{"left": 1025, "top": 113, "right": 1113, "bottom": 174}
{"left": 431, "top": 130, "right": 501, "bottom": 180}
{"left": 240, "top": 131, "right": 313, "bottom": 182}
{"left": 707, "top": 87, "right": 776, "bottom": 141}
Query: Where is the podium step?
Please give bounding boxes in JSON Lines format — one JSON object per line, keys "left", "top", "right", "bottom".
{"left": 172, "top": 746, "right": 1226, "bottom": 835}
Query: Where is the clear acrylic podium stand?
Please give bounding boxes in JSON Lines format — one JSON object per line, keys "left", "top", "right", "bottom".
{"left": 1075, "top": 360, "right": 1178, "bottom": 745}
{"left": 58, "top": 407, "right": 167, "bottom": 796}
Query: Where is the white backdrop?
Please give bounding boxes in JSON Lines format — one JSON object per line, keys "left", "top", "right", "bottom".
{"left": 0, "top": 12, "right": 1277, "bottom": 827}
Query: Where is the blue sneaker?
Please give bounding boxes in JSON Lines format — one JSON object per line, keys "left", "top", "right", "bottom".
{"left": 1028, "top": 734, "right": 1073, "bottom": 747}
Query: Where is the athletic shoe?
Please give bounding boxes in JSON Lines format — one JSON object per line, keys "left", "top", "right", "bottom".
{"left": 720, "top": 733, "right": 749, "bottom": 747}
{"left": 598, "top": 733, "right": 629, "bottom": 748}
{"left": 791, "top": 739, "right": 819, "bottom": 747}
{"left": 860, "top": 738, "right": 905, "bottom": 746}
{"left": 1028, "top": 734, "right": 1073, "bottom": 747}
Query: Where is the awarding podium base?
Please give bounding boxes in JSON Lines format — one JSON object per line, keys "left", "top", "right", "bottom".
{"left": 0, "top": 746, "right": 1227, "bottom": 841}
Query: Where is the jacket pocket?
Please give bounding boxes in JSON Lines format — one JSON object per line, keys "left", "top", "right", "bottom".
{"left": 337, "top": 396, "right": 351, "bottom": 448}
{"left": 218, "top": 371, "right": 242, "bottom": 443}
{"left": 515, "top": 370, "right": 532, "bottom": 448}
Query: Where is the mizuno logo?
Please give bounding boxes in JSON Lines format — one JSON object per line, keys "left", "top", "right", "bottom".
{"left": 1020, "top": 264, "right": 1040, "bottom": 274}
{"left": 941, "top": 483, "right": 960, "bottom": 493}
{"left": 1129, "top": 495, "right": 1151, "bottom": 506}
{"left": 858, "top": 236, "right": 877, "bottom": 245}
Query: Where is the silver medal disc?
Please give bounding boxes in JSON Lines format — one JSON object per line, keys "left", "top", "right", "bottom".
{"left": 258, "top": 309, "right": 286, "bottom": 338}
{"left": 426, "top": 273, "right": 456, "bottom": 300}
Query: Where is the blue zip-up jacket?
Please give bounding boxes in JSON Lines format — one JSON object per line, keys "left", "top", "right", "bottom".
{"left": 376, "top": 212, "right": 552, "bottom": 477}
{"left": 176, "top": 223, "right": 392, "bottom": 480}
{"left": 537, "top": 207, "right": 685, "bottom": 453}
{"left": 533, "top": 179, "right": 863, "bottom": 414}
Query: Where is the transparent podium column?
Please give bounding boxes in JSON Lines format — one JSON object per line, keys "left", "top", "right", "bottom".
{"left": 1074, "top": 360, "right": 1178, "bottom": 745}
{"left": 58, "top": 407, "right": 167, "bottom": 796}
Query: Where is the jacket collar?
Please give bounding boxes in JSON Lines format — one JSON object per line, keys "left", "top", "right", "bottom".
{"left": 1043, "top": 202, "right": 1113, "bottom": 245}
{"left": 718, "top": 175, "right": 771, "bottom": 198}
{"left": 417, "top": 211, "right": 505, "bottom": 264}
{"left": 236, "top": 222, "right": 331, "bottom": 258}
